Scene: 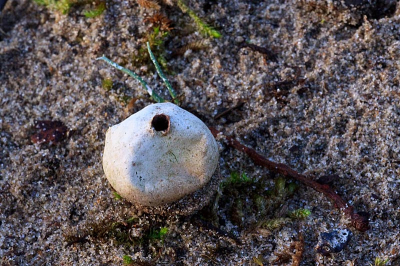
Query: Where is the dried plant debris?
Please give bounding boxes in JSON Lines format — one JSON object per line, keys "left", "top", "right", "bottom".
{"left": 65, "top": 216, "right": 169, "bottom": 247}
{"left": 190, "top": 215, "right": 242, "bottom": 245}
{"left": 171, "top": 40, "right": 209, "bottom": 57}
{"left": 30, "top": 120, "right": 69, "bottom": 145}
{"left": 240, "top": 42, "right": 277, "bottom": 62}
{"left": 144, "top": 13, "right": 173, "bottom": 32}
{"left": 214, "top": 101, "right": 245, "bottom": 120}
{"left": 136, "top": 0, "right": 160, "bottom": 10}
{"left": 291, "top": 233, "right": 305, "bottom": 266}
{"left": 272, "top": 233, "right": 305, "bottom": 265}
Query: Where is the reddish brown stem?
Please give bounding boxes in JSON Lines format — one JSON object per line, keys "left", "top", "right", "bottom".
{"left": 210, "top": 127, "right": 370, "bottom": 232}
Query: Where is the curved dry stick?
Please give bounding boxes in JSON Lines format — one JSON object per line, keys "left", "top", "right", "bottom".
{"left": 209, "top": 127, "right": 370, "bottom": 232}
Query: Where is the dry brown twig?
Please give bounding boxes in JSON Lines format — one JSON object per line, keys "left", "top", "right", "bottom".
{"left": 209, "top": 128, "right": 370, "bottom": 232}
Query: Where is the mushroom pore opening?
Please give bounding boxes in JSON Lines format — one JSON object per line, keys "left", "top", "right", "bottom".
{"left": 151, "top": 114, "right": 170, "bottom": 132}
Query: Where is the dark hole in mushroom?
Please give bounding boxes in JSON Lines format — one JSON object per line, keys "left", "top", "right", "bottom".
{"left": 152, "top": 114, "right": 170, "bottom": 132}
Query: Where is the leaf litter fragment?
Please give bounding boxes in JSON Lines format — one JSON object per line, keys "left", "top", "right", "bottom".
{"left": 30, "top": 120, "right": 69, "bottom": 144}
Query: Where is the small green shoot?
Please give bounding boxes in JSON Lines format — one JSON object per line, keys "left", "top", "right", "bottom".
{"left": 221, "top": 171, "right": 252, "bottom": 189}
{"left": 286, "top": 182, "right": 298, "bottom": 195}
{"left": 288, "top": 208, "right": 311, "bottom": 219}
{"left": 126, "top": 216, "right": 138, "bottom": 224}
{"left": 148, "top": 227, "right": 168, "bottom": 241}
{"left": 266, "top": 176, "right": 298, "bottom": 198}
{"left": 33, "top": 0, "right": 73, "bottom": 14}
{"left": 258, "top": 209, "right": 311, "bottom": 231}
{"left": 132, "top": 26, "right": 171, "bottom": 73}
{"left": 34, "top": 0, "right": 107, "bottom": 16}
{"left": 100, "top": 78, "right": 133, "bottom": 106}
{"left": 123, "top": 255, "right": 134, "bottom": 265}
{"left": 274, "top": 176, "right": 286, "bottom": 197}
{"left": 176, "top": 0, "right": 221, "bottom": 38}
{"left": 370, "top": 257, "right": 389, "bottom": 266}
{"left": 259, "top": 209, "right": 310, "bottom": 231}
{"left": 102, "top": 78, "right": 113, "bottom": 91}
{"left": 259, "top": 217, "right": 291, "bottom": 230}
{"left": 147, "top": 26, "right": 168, "bottom": 47}
{"left": 84, "top": 1, "right": 106, "bottom": 18}
{"left": 252, "top": 255, "right": 264, "bottom": 266}
{"left": 118, "top": 95, "right": 131, "bottom": 105}
{"left": 113, "top": 191, "right": 122, "bottom": 200}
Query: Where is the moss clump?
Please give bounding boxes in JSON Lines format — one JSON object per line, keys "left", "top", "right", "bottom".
{"left": 102, "top": 78, "right": 113, "bottom": 91}
{"left": 112, "top": 191, "right": 122, "bottom": 200}
{"left": 64, "top": 216, "right": 169, "bottom": 249}
{"left": 259, "top": 217, "right": 292, "bottom": 230}
{"left": 220, "top": 171, "right": 252, "bottom": 189}
{"left": 64, "top": 216, "right": 139, "bottom": 246}
{"left": 123, "top": 255, "right": 134, "bottom": 265}
{"left": 132, "top": 27, "right": 170, "bottom": 73}
{"left": 100, "top": 79, "right": 134, "bottom": 106}
{"left": 33, "top": 0, "right": 75, "bottom": 14}
{"left": 33, "top": 0, "right": 106, "bottom": 16}
{"left": 147, "top": 227, "right": 168, "bottom": 243}
{"left": 288, "top": 208, "right": 311, "bottom": 219}
{"left": 83, "top": 1, "right": 106, "bottom": 18}
{"left": 259, "top": 209, "right": 311, "bottom": 231}
{"left": 371, "top": 257, "right": 389, "bottom": 266}
{"left": 203, "top": 169, "right": 303, "bottom": 231}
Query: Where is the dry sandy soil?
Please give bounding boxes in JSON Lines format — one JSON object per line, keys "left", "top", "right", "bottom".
{"left": 1, "top": 0, "right": 400, "bottom": 265}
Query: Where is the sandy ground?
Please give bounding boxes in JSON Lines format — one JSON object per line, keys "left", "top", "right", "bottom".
{"left": 1, "top": 0, "right": 400, "bottom": 265}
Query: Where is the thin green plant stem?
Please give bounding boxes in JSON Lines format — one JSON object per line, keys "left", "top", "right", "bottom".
{"left": 96, "top": 56, "right": 165, "bottom": 103}
{"left": 176, "top": 0, "right": 221, "bottom": 38}
{"left": 146, "top": 42, "right": 179, "bottom": 105}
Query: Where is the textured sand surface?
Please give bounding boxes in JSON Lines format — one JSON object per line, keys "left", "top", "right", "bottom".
{"left": 1, "top": 0, "right": 400, "bottom": 265}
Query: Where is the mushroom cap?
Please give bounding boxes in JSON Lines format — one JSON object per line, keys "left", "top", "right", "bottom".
{"left": 103, "top": 103, "right": 219, "bottom": 207}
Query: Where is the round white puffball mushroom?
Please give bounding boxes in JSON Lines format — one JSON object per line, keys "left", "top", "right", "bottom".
{"left": 103, "top": 103, "right": 219, "bottom": 209}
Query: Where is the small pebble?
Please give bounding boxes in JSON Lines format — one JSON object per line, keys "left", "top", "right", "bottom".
{"left": 315, "top": 229, "right": 352, "bottom": 256}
